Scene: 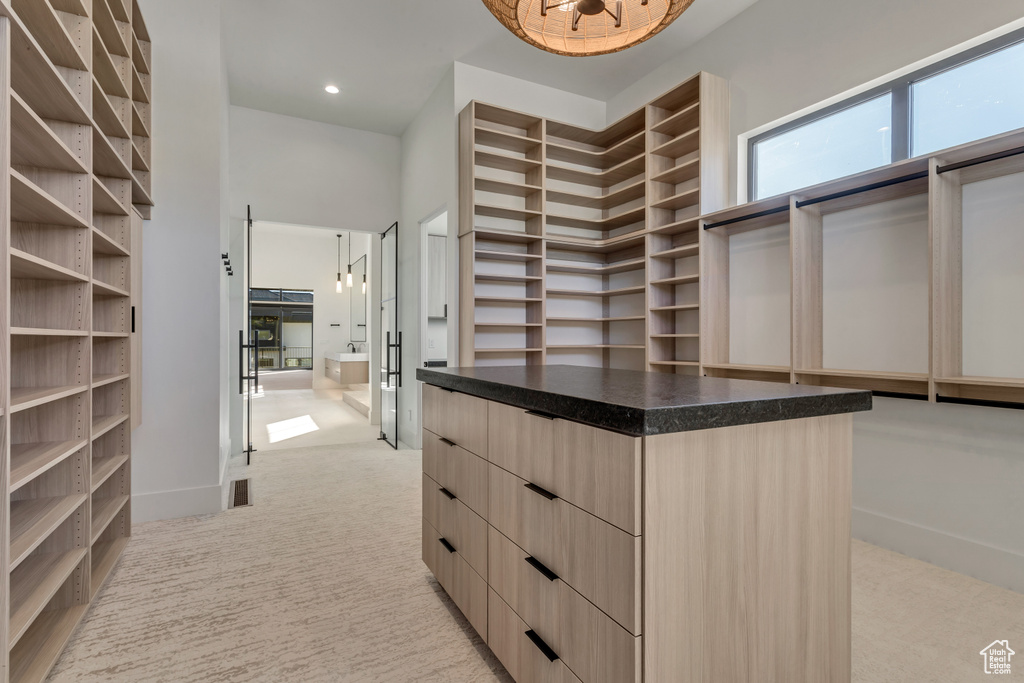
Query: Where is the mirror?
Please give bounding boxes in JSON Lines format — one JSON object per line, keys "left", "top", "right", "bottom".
{"left": 350, "top": 255, "right": 367, "bottom": 342}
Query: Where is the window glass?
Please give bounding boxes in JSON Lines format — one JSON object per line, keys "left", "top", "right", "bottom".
{"left": 912, "top": 40, "right": 1024, "bottom": 156}
{"left": 754, "top": 94, "right": 892, "bottom": 199}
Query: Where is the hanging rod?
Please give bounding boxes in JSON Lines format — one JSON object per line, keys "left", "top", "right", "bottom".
{"left": 703, "top": 204, "right": 789, "bottom": 230}
{"left": 936, "top": 395, "right": 1024, "bottom": 411}
{"left": 935, "top": 144, "right": 1024, "bottom": 174}
{"left": 872, "top": 390, "right": 928, "bottom": 401}
{"left": 794, "top": 170, "right": 929, "bottom": 208}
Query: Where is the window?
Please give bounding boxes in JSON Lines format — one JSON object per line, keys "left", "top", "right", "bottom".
{"left": 749, "top": 28, "right": 1024, "bottom": 200}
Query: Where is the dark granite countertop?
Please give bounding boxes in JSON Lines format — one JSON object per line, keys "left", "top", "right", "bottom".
{"left": 416, "top": 365, "right": 871, "bottom": 436}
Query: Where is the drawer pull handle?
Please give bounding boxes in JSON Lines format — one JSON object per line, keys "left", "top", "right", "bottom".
{"left": 439, "top": 487, "right": 456, "bottom": 501}
{"left": 439, "top": 437, "right": 458, "bottom": 448}
{"left": 524, "top": 630, "right": 559, "bottom": 662}
{"left": 525, "top": 410, "right": 558, "bottom": 421}
{"left": 525, "top": 556, "right": 559, "bottom": 582}
{"left": 524, "top": 482, "right": 558, "bottom": 501}
{"left": 438, "top": 538, "right": 456, "bottom": 554}
{"left": 440, "top": 387, "right": 455, "bottom": 393}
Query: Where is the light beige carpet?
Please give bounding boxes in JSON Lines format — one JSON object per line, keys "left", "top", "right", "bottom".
{"left": 50, "top": 441, "right": 1023, "bottom": 682}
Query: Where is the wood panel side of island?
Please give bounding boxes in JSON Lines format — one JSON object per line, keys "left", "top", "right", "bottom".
{"left": 643, "top": 413, "right": 852, "bottom": 683}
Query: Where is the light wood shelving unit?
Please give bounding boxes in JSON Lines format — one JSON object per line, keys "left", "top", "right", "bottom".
{"left": 1, "top": 0, "right": 151, "bottom": 680}
{"left": 459, "top": 72, "right": 730, "bottom": 372}
{"left": 700, "top": 127, "right": 1024, "bottom": 405}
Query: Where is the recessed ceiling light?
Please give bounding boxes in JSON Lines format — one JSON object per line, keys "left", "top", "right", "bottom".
{"left": 325, "top": 85, "right": 340, "bottom": 94}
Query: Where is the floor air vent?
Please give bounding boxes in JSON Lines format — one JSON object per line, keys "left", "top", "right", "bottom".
{"left": 229, "top": 478, "right": 252, "bottom": 508}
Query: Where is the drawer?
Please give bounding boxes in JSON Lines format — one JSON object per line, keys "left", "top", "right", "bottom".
{"left": 423, "top": 473, "right": 487, "bottom": 577}
{"left": 422, "top": 383, "right": 488, "bottom": 457}
{"left": 488, "top": 526, "right": 641, "bottom": 683}
{"left": 488, "top": 464, "right": 642, "bottom": 635}
{"left": 488, "top": 588, "right": 582, "bottom": 683}
{"left": 488, "top": 401, "right": 641, "bottom": 534}
{"left": 422, "top": 518, "right": 488, "bottom": 640}
{"left": 422, "top": 428, "right": 488, "bottom": 518}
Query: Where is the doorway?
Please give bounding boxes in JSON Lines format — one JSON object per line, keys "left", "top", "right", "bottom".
{"left": 238, "top": 214, "right": 386, "bottom": 457}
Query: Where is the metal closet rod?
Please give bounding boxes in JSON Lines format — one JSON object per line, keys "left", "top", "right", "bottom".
{"left": 935, "top": 144, "right": 1024, "bottom": 174}
{"left": 936, "top": 395, "right": 1024, "bottom": 411}
{"left": 703, "top": 204, "right": 788, "bottom": 230}
{"left": 794, "top": 170, "right": 929, "bottom": 209}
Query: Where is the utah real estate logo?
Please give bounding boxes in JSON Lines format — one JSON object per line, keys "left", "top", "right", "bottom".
{"left": 980, "top": 640, "right": 1014, "bottom": 675}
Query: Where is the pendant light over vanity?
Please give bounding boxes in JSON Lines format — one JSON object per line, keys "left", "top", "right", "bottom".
{"left": 336, "top": 234, "right": 344, "bottom": 293}
{"left": 346, "top": 233, "right": 354, "bottom": 288}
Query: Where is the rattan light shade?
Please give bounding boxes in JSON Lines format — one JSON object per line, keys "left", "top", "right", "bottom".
{"left": 482, "top": 0, "right": 695, "bottom": 56}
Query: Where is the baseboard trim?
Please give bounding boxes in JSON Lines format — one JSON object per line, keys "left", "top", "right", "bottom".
{"left": 133, "top": 484, "right": 223, "bottom": 522}
{"left": 853, "top": 507, "right": 1024, "bottom": 593}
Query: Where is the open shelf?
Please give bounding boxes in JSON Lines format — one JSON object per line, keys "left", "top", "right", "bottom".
{"left": 475, "top": 127, "right": 540, "bottom": 155}
{"left": 11, "top": 386, "right": 88, "bottom": 413}
{"left": 93, "top": 0, "right": 131, "bottom": 59}
{"left": 475, "top": 273, "right": 542, "bottom": 283}
{"left": 546, "top": 180, "right": 645, "bottom": 210}
{"left": 93, "top": 127, "right": 133, "bottom": 179}
{"left": 475, "top": 348, "right": 543, "bottom": 354}
{"left": 548, "top": 344, "right": 645, "bottom": 350}
{"left": 93, "top": 279, "right": 130, "bottom": 297}
{"left": 93, "top": 175, "right": 131, "bottom": 216}
{"left": 547, "top": 285, "right": 646, "bottom": 298}
{"left": 650, "top": 187, "right": 700, "bottom": 212}
{"left": 475, "top": 177, "right": 541, "bottom": 198}
{"left": 92, "top": 413, "right": 129, "bottom": 440}
{"left": 91, "top": 495, "right": 129, "bottom": 544}
{"left": 10, "top": 92, "right": 87, "bottom": 173}
{"left": 10, "top": 16, "right": 91, "bottom": 126}
{"left": 91, "top": 537, "right": 130, "bottom": 596}
{"left": 475, "top": 322, "right": 543, "bottom": 328}
{"left": 10, "top": 0, "right": 89, "bottom": 71}
{"left": 651, "top": 274, "right": 699, "bottom": 286}
{"left": 546, "top": 206, "right": 645, "bottom": 232}
{"left": 547, "top": 130, "right": 645, "bottom": 169}
{"left": 11, "top": 249, "right": 88, "bottom": 282}
{"left": 546, "top": 257, "right": 645, "bottom": 275}
{"left": 650, "top": 127, "right": 700, "bottom": 159}
{"left": 475, "top": 149, "right": 540, "bottom": 174}
{"left": 93, "top": 372, "right": 130, "bottom": 388}
{"left": 93, "top": 224, "right": 131, "bottom": 255}
{"left": 475, "top": 204, "right": 541, "bottom": 222}
{"left": 9, "top": 548, "right": 88, "bottom": 648}
{"left": 92, "top": 452, "right": 130, "bottom": 492}
{"left": 10, "top": 440, "right": 88, "bottom": 493}
{"left": 703, "top": 363, "right": 793, "bottom": 383}
{"left": 475, "top": 249, "right": 541, "bottom": 263}
{"left": 650, "top": 101, "right": 700, "bottom": 138}
{"left": 651, "top": 157, "right": 700, "bottom": 185}
{"left": 546, "top": 153, "right": 644, "bottom": 188}
{"left": 9, "top": 495, "right": 88, "bottom": 569}
{"left": 9, "top": 604, "right": 89, "bottom": 683}
{"left": 548, "top": 315, "right": 645, "bottom": 323}
{"left": 11, "top": 170, "right": 88, "bottom": 229}
{"left": 472, "top": 227, "right": 542, "bottom": 244}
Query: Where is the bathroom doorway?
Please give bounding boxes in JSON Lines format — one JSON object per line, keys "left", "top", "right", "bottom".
{"left": 238, "top": 217, "right": 382, "bottom": 456}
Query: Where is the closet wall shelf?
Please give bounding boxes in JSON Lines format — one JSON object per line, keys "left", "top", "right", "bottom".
{"left": 9, "top": 494, "right": 88, "bottom": 570}
{"left": 8, "top": 547, "right": 89, "bottom": 649}
{"left": 10, "top": 440, "right": 89, "bottom": 493}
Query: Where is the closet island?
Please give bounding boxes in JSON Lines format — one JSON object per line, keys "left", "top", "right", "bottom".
{"left": 418, "top": 364, "right": 871, "bottom": 683}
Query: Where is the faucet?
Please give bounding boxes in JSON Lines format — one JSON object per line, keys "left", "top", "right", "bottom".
{"left": 347, "top": 342, "right": 356, "bottom": 353}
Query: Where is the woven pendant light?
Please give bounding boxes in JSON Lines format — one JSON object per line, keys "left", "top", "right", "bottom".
{"left": 482, "top": 0, "right": 695, "bottom": 56}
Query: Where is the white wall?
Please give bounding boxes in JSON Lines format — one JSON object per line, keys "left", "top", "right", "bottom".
{"left": 251, "top": 224, "right": 372, "bottom": 390}
{"left": 229, "top": 106, "right": 400, "bottom": 233}
{"left": 133, "top": 0, "right": 228, "bottom": 521}
{"left": 604, "top": 2, "right": 1024, "bottom": 589}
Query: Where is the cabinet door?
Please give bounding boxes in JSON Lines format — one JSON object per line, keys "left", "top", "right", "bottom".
{"left": 427, "top": 234, "right": 447, "bottom": 318}
{"left": 130, "top": 209, "right": 143, "bottom": 429}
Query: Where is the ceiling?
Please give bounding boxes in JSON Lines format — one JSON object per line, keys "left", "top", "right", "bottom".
{"left": 221, "top": 0, "right": 758, "bottom": 137}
